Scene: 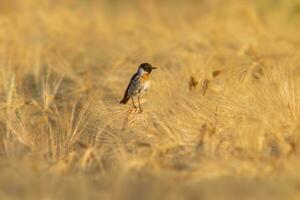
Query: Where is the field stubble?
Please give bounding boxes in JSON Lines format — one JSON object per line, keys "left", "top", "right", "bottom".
{"left": 0, "top": 0, "right": 300, "bottom": 200}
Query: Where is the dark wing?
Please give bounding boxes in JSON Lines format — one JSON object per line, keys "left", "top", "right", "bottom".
{"left": 127, "top": 73, "right": 141, "bottom": 97}
{"left": 123, "top": 72, "right": 140, "bottom": 99}
{"left": 130, "top": 72, "right": 140, "bottom": 82}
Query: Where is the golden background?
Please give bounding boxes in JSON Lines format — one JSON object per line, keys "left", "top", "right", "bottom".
{"left": 0, "top": 0, "right": 300, "bottom": 199}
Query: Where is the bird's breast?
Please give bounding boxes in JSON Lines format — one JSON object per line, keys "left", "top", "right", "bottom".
{"left": 140, "top": 80, "right": 151, "bottom": 94}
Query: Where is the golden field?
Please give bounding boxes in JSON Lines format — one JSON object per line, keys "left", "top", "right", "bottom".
{"left": 0, "top": 0, "right": 300, "bottom": 199}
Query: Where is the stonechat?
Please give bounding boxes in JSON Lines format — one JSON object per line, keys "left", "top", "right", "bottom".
{"left": 120, "top": 63, "right": 157, "bottom": 112}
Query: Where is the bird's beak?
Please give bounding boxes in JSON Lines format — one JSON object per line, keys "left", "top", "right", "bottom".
{"left": 152, "top": 66, "right": 157, "bottom": 70}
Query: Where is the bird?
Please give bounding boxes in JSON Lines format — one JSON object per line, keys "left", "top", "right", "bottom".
{"left": 120, "top": 63, "right": 157, "bottom": 112}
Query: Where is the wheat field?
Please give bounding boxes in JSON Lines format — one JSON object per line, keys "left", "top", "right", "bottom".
{"left": 0, "top": 0, "right": 300, "bottom": 199}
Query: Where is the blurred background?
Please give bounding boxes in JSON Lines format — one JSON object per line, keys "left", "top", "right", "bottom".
{"left": 0, "top": 0, "right": 299, "bottom": 200}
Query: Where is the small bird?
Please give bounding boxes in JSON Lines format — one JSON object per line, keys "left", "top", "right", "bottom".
{"left": 120, "top": 63, "right": 157, "bottom": 112}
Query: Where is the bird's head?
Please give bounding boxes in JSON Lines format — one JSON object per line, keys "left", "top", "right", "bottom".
{"left": 137, "top": 63, "right": 157, "bottom": 75}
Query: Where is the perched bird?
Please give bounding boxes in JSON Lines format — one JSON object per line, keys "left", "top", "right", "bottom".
{"left": 120, "top": 63, "right": 157, "bottom": 112}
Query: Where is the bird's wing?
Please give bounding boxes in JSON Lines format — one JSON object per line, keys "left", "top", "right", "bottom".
{"left": 123, "top": 73, "right": 140, "bottom": 98}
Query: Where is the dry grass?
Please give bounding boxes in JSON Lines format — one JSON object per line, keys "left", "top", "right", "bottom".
{"left": 0, "top": 0, "right": 300, "bottom": 199}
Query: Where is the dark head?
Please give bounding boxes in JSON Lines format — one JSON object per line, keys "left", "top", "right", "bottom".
{"left": 138, "top": 63, "right": 157, "bottom": 74}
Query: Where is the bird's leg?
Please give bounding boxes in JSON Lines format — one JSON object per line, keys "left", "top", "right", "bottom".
{"left": 138, "top": 93, "right": 143, "bottom": 113}
{"left": 131, "top": 97, "right": 137, "bottom": 109}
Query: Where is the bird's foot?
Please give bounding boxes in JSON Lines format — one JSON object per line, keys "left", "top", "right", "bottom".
{"left": 138, "top": 107, "right": 143, "bottom": 113}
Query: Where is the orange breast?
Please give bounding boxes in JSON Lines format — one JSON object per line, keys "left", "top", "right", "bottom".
{"left": 140, "top": 73, "right": 150, "bottom": 82}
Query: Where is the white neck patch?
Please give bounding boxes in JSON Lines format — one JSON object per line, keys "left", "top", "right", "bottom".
{"left": 138, "top": 67, "right": 147, "bottom": 75}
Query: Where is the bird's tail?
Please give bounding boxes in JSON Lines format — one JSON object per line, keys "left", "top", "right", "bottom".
{"left": 120, "top": 96, "right": 130, "bottom": 104}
